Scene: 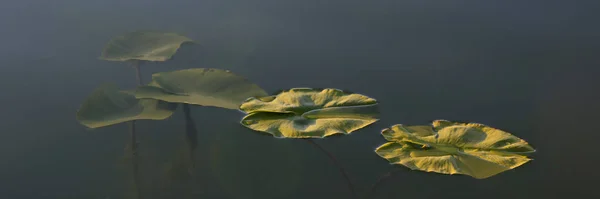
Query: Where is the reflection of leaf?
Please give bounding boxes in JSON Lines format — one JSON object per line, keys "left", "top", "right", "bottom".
{"left": 375, "top": 120, "right": 536, "bottom": 179}
{"left": 135, "top": 68, "right": 268, "bottom": 109}
{"left": 162, "top": 147, "right": 194, "bottom": 185}
{"left": 147, "top": 137, "right": 199, "bottom": 199}
{"left": 100, "top": 31, "right": 194, "bottom": 62}
{"left": 209, "top": 125, "right": 308, "bottom": 199}
{"left": 76, "top": 83, "right": 177, "bottom": 128}
{"left": 239, "top": 88, "right": 379, "bottom": 138}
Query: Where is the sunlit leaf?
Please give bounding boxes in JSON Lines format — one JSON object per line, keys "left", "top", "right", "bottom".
{"left": 100, "top": 31, "right": 194, "bottom": 62}
{"left": 76, "top": 83, "right": 177, "bottom": 128}
{"left": 374, "top": 120, "right": 536, "bottom": 179}
{"left": 134, "top": 68, "right": 268, "bottom": 109}
{"left": 239, "top": 88, "right": 379, "bottom": 138}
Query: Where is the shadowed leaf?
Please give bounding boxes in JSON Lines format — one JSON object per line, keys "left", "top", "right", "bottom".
{"left": 100, "top": 31, "right": 194, "bottom": 62}
{"left": 375, "top": 120, "right": 536, "bottom": 179}
{"left": 239, "top": 88, "right": 379, "bottom": 138}
{"left": 134, "top": 68, "right": 268, "bottom": 109}
{"left": 76, "top": 83, "right": 177, "bottom": 128}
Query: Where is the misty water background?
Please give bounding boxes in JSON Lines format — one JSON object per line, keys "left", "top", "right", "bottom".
{"left": 1, "top": 0, "right": 598, "bottom": 198}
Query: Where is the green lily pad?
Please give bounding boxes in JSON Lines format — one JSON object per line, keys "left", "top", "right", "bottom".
{"left": 100, "top": 31, "right": 194, "bottom": 62}
{"left": 76, "top": 83, "right": 178, "bottom": 128}
{"left": 134, "top": 68, "right": 268, "bottom": 109}
{"left": 374, "top": 120, "right": 536, "bottom": 179}
{"left": 239, "top": 88, "right": 380, "bottom": 138}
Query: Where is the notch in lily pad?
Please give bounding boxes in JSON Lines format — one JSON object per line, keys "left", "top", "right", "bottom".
{"left": 239, "top": 88, "right": 380, "bottom": 138}
{"left": 374, "top": 120, "right": 536, "bottom": 179}
{"left": 76, "top": 83, "right": 178, "bottom": 128}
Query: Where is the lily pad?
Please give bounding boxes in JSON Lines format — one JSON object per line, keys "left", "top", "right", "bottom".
{"left": 239, "top": 88, "right": 379, "bottom": 138}
{"left": 76, "top": 83, "right": 178, "bottom": 128}
{"left": 374, "top": 120, "right": 536, "bottom": 179}
{"left": 134, "top": 68, "right": 268, "bottom": 109}
{"left": 100, "top": 31, "right": 194, "bottom": 62}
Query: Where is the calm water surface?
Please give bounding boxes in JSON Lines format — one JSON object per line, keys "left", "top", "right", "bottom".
{"left": 1, "top": 1, "right": 598, "bottom": 198}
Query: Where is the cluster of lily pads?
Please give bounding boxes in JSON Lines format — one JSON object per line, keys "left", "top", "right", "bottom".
{"left": 76, "top": 31, "right": 536, "bottom": 198}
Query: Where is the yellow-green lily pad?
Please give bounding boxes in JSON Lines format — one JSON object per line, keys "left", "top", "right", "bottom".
{"left": 374, "top": 120, "right": 536, "bottom": 179}
{"left": 76, "top": 83, "right": 177, "bottom": 128}
{"left": 134, "top": 68, "right": 268, "bottom": 109}
{"left": 100, "top": 31, "right": 194, "bottom": 62}
{"left": 239, "top": 88, "right": 380, "bottom": 138}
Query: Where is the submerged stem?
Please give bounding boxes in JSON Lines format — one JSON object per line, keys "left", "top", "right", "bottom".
{"left": 183, "top": 104, "right": 198, "bottom": 173}
{"left": 132, "top": 61, "right": 142, "bottom": 86}
{"left": 365, "top": 169, "right": 402, "bottom": 199}
{"left": 129, "top": 121, "right": 142, "bottom": 199}
{"left": 129, "top": 60, "right": 143, "bottom": 199}
{"left": 305, "top": 139, "right": 357, "bottom": 199}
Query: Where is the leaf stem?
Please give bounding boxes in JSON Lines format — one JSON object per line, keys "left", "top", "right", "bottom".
{"left": 129, "top": 60, "right": 143, "bottom": 199}
{"left": 183, "top": 104, "right": 198, "bottom": 172}
{"left": 129, "top": 121, "right": 142, "bottom": 199}
{"left": 305, "top": 139, "right": 357, "bottom": 199}
{"left": 132, "top": 60, "right": 143, "bottom": 86}
{"left": 364, "top": 168, "right": 402, "bottom": 199}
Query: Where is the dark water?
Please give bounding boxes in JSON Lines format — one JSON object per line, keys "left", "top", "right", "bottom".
{"left": 1, "top": 0, "right": 598, "bottom": 198}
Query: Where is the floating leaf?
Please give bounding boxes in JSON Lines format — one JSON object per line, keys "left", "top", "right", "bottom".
{"left": 76, "top": 83, "right": 177, "bottom": 128}
{"left": 134, "top": 68, "right": 268, "bottom": 109}
{"left": 374, "top": 120, "right": 536, "bottom": 179}
{"left": 239, "top": 88, "right": 379, "bottom": 138}
{"left": 100, "top": 31, "right": 194, "bottom": 62}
